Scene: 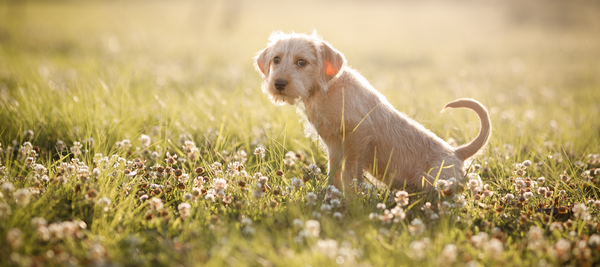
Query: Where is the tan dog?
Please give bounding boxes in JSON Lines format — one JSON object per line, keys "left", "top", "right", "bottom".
{"left": 254, "top": 31, "right": 491, "bottom": 192}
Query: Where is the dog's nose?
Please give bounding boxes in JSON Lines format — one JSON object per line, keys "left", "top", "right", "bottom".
{"left": 274, "top": 79, "right": 288, "bottom": 91}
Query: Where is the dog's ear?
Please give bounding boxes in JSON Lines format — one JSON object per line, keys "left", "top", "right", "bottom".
{"left": 317, "top": 40, "right": 346, "bottom": 91}
{"left": 254, "top": 47, "right": 271, "bottom": 78}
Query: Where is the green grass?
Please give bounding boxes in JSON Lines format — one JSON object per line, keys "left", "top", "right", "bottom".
{"left": 1, "top": 0, "right": 600, "bottom": 266}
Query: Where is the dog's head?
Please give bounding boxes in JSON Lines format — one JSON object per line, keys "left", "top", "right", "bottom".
{"left": 254, "top": 31, "right": 346, "bottom": 105}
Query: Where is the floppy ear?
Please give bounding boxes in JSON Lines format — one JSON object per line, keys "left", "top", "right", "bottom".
{"left": 254, "top": 46, "right": 271, "bottom": 78}
{"left": 317, "top": 40, "right": 346, "bottom": 92}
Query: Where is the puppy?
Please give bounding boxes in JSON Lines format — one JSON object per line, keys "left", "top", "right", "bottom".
{"left": 254, "top": 31, "right": 491, "bottom": 192}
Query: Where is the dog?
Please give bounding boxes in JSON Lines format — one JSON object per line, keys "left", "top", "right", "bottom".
{"left": 254, "top": 31, "right": 491, "bottom": 193}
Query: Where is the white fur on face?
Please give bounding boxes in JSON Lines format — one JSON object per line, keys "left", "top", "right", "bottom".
{"left": 255, "top": 33, "right": 321, "bottom": 105}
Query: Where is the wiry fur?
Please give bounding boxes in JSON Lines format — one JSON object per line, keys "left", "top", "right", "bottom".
{"left": 254, "top": 31, "right": 492, "bottom": 192}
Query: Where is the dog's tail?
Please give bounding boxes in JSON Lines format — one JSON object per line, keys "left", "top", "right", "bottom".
{"left": 443, "top": 98, "right": 492, "bottom": 161}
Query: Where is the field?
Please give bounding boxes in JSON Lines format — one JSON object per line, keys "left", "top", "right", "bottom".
{"left": 1, "top": 0, "right": 600, "bottom": 266}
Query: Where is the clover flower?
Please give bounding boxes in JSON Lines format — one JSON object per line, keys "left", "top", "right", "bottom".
{"left": 291, "top": 177, "right": 303, "bottom": 189}
{"left": 139, "top": 134, "right": 151, "bottom": 148}
{"left": 14, "top": 188, "right": 31, "bottom": 206}
{"left": 6, "top": 228, "right": 22, "bottom": 249}
{"left": 0, "top": 202, "right": 12, "bottom": 219}
{"left": 308, "top": 163, "right": 321, "bottom": 175}
{"left": 394, "top": 190, "right": 409, "bottom": 206}
{"left": 305, "top": 220, "right": 320, "bottom": 237}
{"left": 254, "top": 146, "right": 266, "bottom": 159}
{"left": 484, "top": 238, "right": 504, "bottom": 259}
{"left": 408, "top": 240, "right": 427, "bottom": 260}
{"left": 96, "top": 197, "right": 111, "bottom": 212}
{"left": 439, "top": 244, "right": 457, "bottom": 264}
{"left": 178, "top": 202, "right": 191, "bottom": 219}
{"left": 306, "top": 192, "right": 318, "bottom": 206}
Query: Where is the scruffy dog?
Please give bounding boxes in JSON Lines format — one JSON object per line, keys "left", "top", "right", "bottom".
{"left": 254, "top": 31, "right": 491, "bottom": 192}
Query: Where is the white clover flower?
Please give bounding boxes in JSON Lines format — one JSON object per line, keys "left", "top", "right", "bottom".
{"left": 139, "top": 134, "right": 151, "bottom": 148}
{"left": 183, "top": 193, "right": 193, "bottom": 201}
{"left": 254, "top": 146, "right": 266, "bottom": 159}
{"left": 330, "top": 198, "right": 341, "bottom": 208}
{"left": 308, "top": 163, "right": 321, "bottom": 175}
{"left": 333, "top": 212, "right": 343, "bottom": 220}
{"left": 2, "top": 182, "right": 14, "bottom": 192}
{"left": 394, "top": 190, "right": 409, "bottom": 206}
{"left": 484, "top": 238, "right": 504, "bottom": 259}
{"left": 212, "top": 178, "right": 228, "bottom": 191}
{"left": 320, "top": 204, "right": 332, "bottom": 212}
{"left": 305, "top": 220, "right": 320, "bottom": 237}
{"left": 149, "top": 197, "right": 164, "bottom": 211}
{"left": 14, "top": 188, "right": 31, "bottom": 206}
{"left": 315, "top": 239, "right": 338, "bottom": 259}
{"left": 241, "top": 217, "right": 252, "bottom": 226}
{"left": 96, "top": 197, "right": 111, "bottom": 212}
{"left": 205, "top": 194, "right": 215, "bottom": 202}
{"left": 439, "top": 244, "right": 457, "bottom": 264}
{"left": 408, "top": 240, "right": 427, "bottom": 260}
{"left": 178, "top": 202, "right": 192, "bottom": 219}
{"left": 306, "top": 192, "right": 318, "bottom": 206}
{"left": 527, "top": 226, "right": 544, "bottom": 241}
{"left": 293, "top": 219, "right": 304, "bottom": 228}
{"left": 291, "top": 177, "right": 303, "bottom": 189}
{"left": 0, "top": 202, "right": 12, "bottom": 219}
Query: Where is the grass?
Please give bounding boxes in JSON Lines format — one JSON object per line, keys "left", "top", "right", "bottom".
{"left": 1, "top": 0, "right": 600, "bottom": 266}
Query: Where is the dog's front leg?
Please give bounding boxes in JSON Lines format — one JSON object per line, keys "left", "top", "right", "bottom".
{"left": 326, "top": 138, "right": 365, "bottom": 193}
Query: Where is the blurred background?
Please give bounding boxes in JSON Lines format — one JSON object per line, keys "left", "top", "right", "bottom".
{"left": 1, "top": 0, "right": 599, "bottom": 155}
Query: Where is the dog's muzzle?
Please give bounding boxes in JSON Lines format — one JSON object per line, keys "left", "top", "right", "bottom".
{"left": 274, "top": 79, "right": 288, "bottom": 91}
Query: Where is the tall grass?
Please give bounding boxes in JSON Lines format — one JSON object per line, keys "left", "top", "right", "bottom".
{"left": 1, "top": 0, "right": 600, "bottom": 266}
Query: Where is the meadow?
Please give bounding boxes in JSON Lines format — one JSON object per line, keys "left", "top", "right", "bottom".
{"left": 1, "top": 0, "right": 600, "bottom": 266}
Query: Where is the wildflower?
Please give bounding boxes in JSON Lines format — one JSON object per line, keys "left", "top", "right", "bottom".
{"left": 241, "top": 217, "right": 252, "bottom": 226}
{"left": 523, "top": 191, "right": 534, "bottom": 200}
{"left": 320, "top": 204, "right": 332, "bottom": 213}
{"left": 394, "top": 190, "right": 409, "bottom": 206}
{"left": 242, "top": 226, "right": 256, "bottom": 235}
{"left": 315, "top": 239, "right": 338, "bottom": 259}
{"left": 254, "top": 146, "right": 266, "bottom": 159}
{"left": 306, "top": 192, "right": 318, "bottom": 206}
{"left": 408, "top": 218, "right": 425, "bottom": 236}
{"left": 333, "top": 212, "right": 343, "bottom": 220}
{"left": 149, "top": 197, "right": 164, "bottom": 211}
{"left": 588, "top": 234, "right": 600, "bottom": 248}
{"left": 14, "top": 188, "right": 30, "bottom": 206}
{"left": 6, "top": 228, "right": 22, "bottom": 249}
{"left": 139, "top": 134, "right": 151, "bottom": 148}
{"left": 308, "top": 163, "right": 321, "bottom": 175}
{"left": 538, "top": 177, "right": 545, "bottom": 184}
{"left": 205, "top": 193, "right": 215, "bottom": 202}
{"left": 213, "top": 178, "right": 228, "bottom": 192}
{"left": 139, "top": 194, "right": 149, "bottom": 202}
{"left": 70, "top": 141, "right": 83, "bottom": 157}
{"left": 305, "top": 220, "right": 321, "bottom": 237}
{"left": 390, "top": 206, "right": 406, "bottom": 222}
{"left": 466, "top": 173, "right": 483, "bottom": 192}
{"left": 537, "top": 187, "right": 547, "bottom": 196}
{"left": 0, "top": 202, "right": 12, "bottom": 219}
{"left": 555, "top": 238, "right": 571, "bottom": 262}
{"left": 376, "top": 203, "right": 386, "bottom": 210}
{"left": 258, "top": 175, "right": 268, "bottom": 185}
{"left": 291, "top": 177, "right": 303, "bottom": 189}
{"left": 484, "top": 238, "right": 504, "bottom": 259}
{"left": 572, "top": 203, "right": 590, "bottom": 220}
{"left": 558, "top": 190, "right": 566, "bottom": 196}
{"left": 593, "top": 200, "right": 600, "bottom": 209}
{"left": 252, "top": 184, "right": 264, "bottom": 199}
{"left": 293, "top": 219, "right": 304, "bottom": 228}
{"left": 283, "top": 151, "right": 296, "bottom": 166}
{"left": 471, "top": 232, "right": 489, "bottom": 248}
{"left": 2, "top": 182, "right": 14, "bottom": 192}
{"left": 527, "top": 226, "right": 544, "bottom": 241}
{"left": 183, "top": 193, "right": 193, "bottom": 201}
{"left": 522, "top": 160, "right": 532, "bottom": 167}
{"left": 330, "top": 198, "right": 341, "bottom": 208}
{"left": 408, "top": 240, "right": 427, "bottom": 260}
{"left": 439, "top": 244, "right": 457, "bottom": 264}
{"left": 178, "top": 202, "right": 191, "bottom": 219}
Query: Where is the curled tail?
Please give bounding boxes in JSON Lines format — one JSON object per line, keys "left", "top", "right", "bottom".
{"left": 443, "top": 98, "right": 492, "bottom": 161}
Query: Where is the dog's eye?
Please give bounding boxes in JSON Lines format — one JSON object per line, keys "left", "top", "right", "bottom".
{"left": 273, "top": 57, "right": 281, "bottom": 64}
{"left": 297, "top": 59, "right": 307, "bottom": 67}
